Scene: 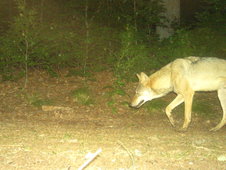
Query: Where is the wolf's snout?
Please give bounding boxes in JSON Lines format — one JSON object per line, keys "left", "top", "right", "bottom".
{"left": 129, "top": 104, "right": 136, "bottom": 108}
{"left": 129, "top": 103, "right": 138, "bottom": 108}
{"left": 130, "top": 100, "right": 144, "bottom": 108}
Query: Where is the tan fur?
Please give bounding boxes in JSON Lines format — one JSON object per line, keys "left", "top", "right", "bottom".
{"left": 130, "top": 57, "right": 226, "bottom": 131}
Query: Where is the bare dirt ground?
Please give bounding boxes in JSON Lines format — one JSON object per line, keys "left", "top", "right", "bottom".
{"left": 0, "top": 70, "right": 225, "bottom": 170}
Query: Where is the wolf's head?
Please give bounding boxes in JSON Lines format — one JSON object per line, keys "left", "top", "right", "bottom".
{"left": 130, "top": 72, "right": 163, "bottom": 108}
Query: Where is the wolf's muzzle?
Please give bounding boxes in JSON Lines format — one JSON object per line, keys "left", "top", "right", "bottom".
{"left": 130, "top": 100, "right": 144, "bottom": 108}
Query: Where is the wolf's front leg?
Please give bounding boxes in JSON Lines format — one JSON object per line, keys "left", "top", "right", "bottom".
{"left": 165, "top": 94, "right": 184, "bottom": 127}
{"left": 182, "top": 92, "right": 194, "bottom": 130}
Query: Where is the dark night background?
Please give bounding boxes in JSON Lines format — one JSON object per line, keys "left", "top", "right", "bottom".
{"left": 0, "top": 0, "right": 225, "bottom": 79}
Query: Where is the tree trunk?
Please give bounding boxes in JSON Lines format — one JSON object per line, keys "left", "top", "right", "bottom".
{"left": 156, "top": 0, "right": 180, "bottom": 40}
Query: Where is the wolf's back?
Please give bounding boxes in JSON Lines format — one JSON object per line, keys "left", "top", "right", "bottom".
{"left": 186, "top": 57, "right": 226, "bottom": 91}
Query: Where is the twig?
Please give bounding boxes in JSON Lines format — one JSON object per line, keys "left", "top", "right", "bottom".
{"left": 78, "top": 148, "right": 102, "bottom": 170}
{"left": 117, "top": 140, "right": 135, "bottom": 169}
{"left": 191, "top": 143, "right": 212, "bottom": 152}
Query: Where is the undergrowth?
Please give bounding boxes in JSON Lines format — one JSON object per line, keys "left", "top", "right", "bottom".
{"left": 71, "top": 87, "right": 94, "bottom": 106}
{"left": 26, "top": 93, "right": 53, "bottom": 107}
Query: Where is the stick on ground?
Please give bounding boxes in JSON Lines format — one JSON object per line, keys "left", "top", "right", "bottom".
{"left": 78, "top": 148, "right": 102, "bottom": 170}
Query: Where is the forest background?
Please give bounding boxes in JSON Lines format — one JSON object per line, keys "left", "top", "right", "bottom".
{"left": 0, "top": 0, "right": 225, "bottom": 83}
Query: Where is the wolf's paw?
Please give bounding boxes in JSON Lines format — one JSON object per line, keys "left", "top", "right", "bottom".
{"left": 209, "top": 123, "right": 224, "bottom": 131}
{"left": 168, "top": 117, "right": 175, "bottom": 127}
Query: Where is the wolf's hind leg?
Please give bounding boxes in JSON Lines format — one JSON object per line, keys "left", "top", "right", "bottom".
{"left": 210, "top": 88, "right": 226, "bottom": 131}
{"left": 165, "top": 94, "right": 184, "bottom": 127}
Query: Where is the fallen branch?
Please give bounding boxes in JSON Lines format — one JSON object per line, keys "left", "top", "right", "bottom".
{"left": 78, "top": 148, "right": 102, "bottom": 170}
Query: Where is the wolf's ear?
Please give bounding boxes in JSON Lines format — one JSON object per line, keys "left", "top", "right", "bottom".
{"left": 137, "top": 72, "right": 149, "bottom": 82}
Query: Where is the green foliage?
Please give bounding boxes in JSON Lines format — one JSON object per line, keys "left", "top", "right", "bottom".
{"left": 145, "top": 99, "right": 167, "bottom": 114}
{"left": 0, "top": 0, "right": 123, "bottom": 75}
{"left": 107, "top": 99, "right": 118, "bottom": 114}
{"left": 193, "top": 94, "right": 216, "bottom": 118}
{"left": 151, "top": 26, "right": 226, "bottom": 62}
{"left": 104, "top": 86, "right": 126, "bottom": 98}
{"left": 1, "top": 70, "right": 24, "bottom": 82}
{"left": 26, "top": 93, "right": 53, "bottom": 107}
{"left": 91, "top": 65, "right": 108, "bottom": 72}
{"left": 67, "top": 69, "right": 92, "bottom": 78}
{"left": 103, "top": 81, "right": 127, "bottom": 114}
{"left": 0, "top": 0, "right": 81, "bottom": 74}
{"left": 0, "top": 0, "right": 39, "bottom": 71}
{"left": 195, "top": 0, "right": 226, "bottom": 27}
{"left": 45, "top": 66, "right": 59, "bottom": 78}
{"left": 71, "top": 87, "right": 94, "bottom": 105}
{"left": 113, "top": 0, "right": 225, "bottom": 81}
{"left": 39, "top": 25, "right": 80, "bottom": 67}
{"left": 103, "top": 79, "right": 126, "bottom": 99}
{"left": 116, "top": 0, "right": 165, "bottom": 35}
{"left": 114, "top": 26, "right": 151, "bottom": 81}
{"left": 0, "top": 0, "right": 224, "bottom": 85}
{"left": 193, "top": 100, "right": 214, "bottom": 118}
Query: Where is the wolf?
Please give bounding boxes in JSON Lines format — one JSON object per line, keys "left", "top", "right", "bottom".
{"left": 130, "top": 57, "right": 226, "bottom": 131}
